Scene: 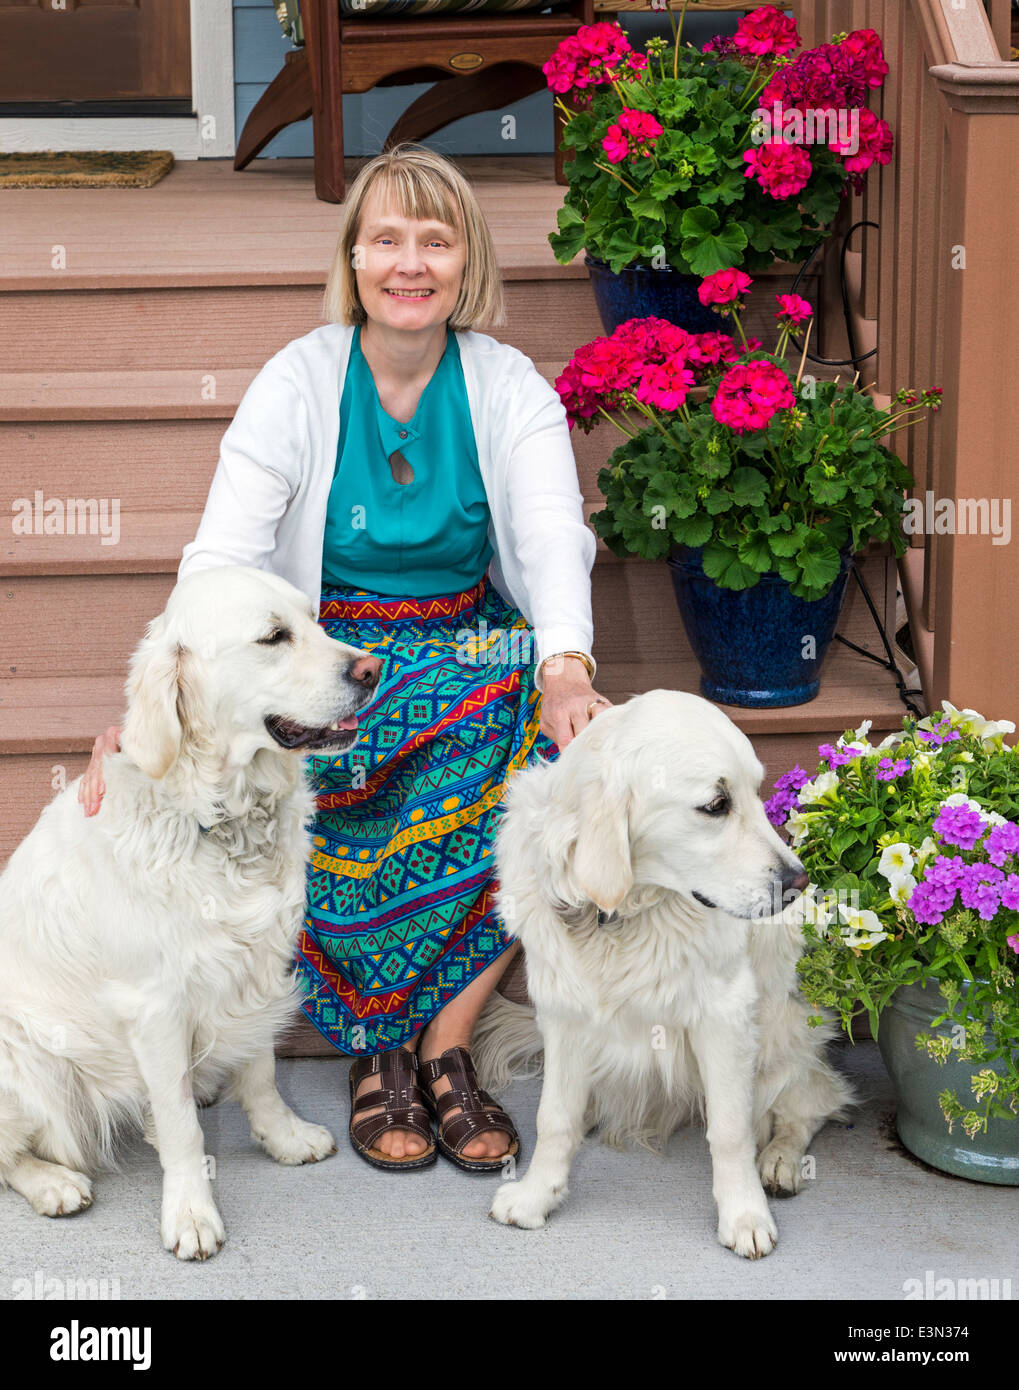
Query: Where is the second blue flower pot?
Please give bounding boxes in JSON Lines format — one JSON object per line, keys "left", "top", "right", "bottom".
{"left": 666, "top": 547, "right": 852, "bottom": 708}
{"left": 585, "top": 255, "right": 721, "bottom": 336}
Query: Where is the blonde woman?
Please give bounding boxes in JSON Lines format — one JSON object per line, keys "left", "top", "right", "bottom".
{"left": 79, "top": 144, "right": 609, "bottom": 1173}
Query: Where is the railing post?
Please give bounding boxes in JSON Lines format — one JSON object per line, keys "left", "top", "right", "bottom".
{"left": 927, "top": 62, "right": 1019, "bottom": 724}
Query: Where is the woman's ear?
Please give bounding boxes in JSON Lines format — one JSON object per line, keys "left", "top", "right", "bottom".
{"left": 119, "top": 616, "right": 186, "bottom": 780}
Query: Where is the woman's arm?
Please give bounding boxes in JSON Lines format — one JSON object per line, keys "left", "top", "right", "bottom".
{"left": 501, "top": 362, "right": 598, "bottom": 681}
{"left": 179, "top": 351, "right": 307, "bottom": 583}
{"left": 500, "top": 362, "right": 608, "bottom": 747}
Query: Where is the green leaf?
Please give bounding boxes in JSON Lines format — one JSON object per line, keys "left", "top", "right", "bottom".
{"left": 729, "top": 466, "right": 768, "bottom": 508}
{"left": 701, "top": 539, "right": 760, "bottom": 590}
{"left": 679, "top": 205, "right": 748, "bottom": 277}
{"left": 797, "top": 533, "right": 842, "bottom": 593}
{"left": 671, "top": 513, "right": 714, "bottom": 548}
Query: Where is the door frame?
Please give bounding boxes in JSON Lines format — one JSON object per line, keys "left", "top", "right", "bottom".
{"left": 0, "top": 0, "right": 235, "bottom": 159}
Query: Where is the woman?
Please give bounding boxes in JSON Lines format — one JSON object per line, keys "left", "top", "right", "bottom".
{"left": 79, "top": 144, "right": 610, "bottom": 1173}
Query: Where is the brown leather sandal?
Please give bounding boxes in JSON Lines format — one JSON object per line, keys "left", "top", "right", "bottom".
{"left": 420, "top": 1045, "right": 520, "bottom": 1173}
{"left": 348, "top": 1047, "right": 436, "bottom": 1171}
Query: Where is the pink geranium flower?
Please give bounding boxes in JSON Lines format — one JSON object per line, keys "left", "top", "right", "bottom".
{"left": 711, "top": 360, "right": 795, "bottom": 433}
{"left": 733, "top": 4, "right": 800, "bottom": 58}
{"left": 698, "top": 268, "right": 753, "bottom": 307}
{"left": 542, "top": 21, "right": 636, "bottom": 94}
{"left": 840, "top": 28, "right": 889, "bottom": 88}
{"left": 635, "top": 360, "right": 698, "bottom": 411}
{"left": 743, "top": 140, "right": 813, "bottom": 199}
{"left": 830, "top": 106, "right": 893, "bottom": 173}
{"left": 601, "top": 107, "right": 664, "bottom": 162}
{"left": 686, "top": 331, "right": 740, "bottom": 367}
{"left": 775, "top": 293, "right": 813, "bottom": 324}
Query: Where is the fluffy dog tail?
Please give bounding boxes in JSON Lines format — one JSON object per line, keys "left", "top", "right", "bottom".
{"left": 471, "top": 993, "right": 543, "bottom": 1094}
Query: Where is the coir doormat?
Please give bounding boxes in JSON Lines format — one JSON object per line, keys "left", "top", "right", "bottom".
{"left": 0, "top": 150, "right": 174, "bottom": 188}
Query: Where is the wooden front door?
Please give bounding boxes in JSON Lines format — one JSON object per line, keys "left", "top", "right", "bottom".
{"left": 0, "top": 0, "right": 192, "bottom": 111}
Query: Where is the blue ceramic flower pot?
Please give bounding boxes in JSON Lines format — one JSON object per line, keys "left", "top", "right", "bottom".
{"left": 877, "top": 980, "right": 1019, "bottom": 1185}
{"left": 666, "top": 546, "right": 852, "bottom": 708}
{"left": 585, "top": 255, "right": 721, "bottom": 336}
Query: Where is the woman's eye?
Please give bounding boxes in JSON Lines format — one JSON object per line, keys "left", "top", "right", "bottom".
{"left": 257, "top": 629, "right": 290, "bottom": 646}
{"left": 699, "top": 796, "right": 730, "bottom": 817}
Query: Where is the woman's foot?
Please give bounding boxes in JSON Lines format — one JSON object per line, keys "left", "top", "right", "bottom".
{"left": 419, "top": 1034, "right": 518, "bottom": 1165}
{"left": 348, "top": 1046, "right": 435, "bottom": 1166}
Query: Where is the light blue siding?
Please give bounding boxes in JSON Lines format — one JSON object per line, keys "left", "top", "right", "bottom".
{"left": 232, "top": 1, "right": 743, "bottom": 159}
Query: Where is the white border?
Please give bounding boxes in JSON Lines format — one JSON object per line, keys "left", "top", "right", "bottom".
{"left": 0, "top": 0, "right": 235, "bottom": 159}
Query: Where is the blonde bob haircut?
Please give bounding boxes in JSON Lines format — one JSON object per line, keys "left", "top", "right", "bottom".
{"left": 323, "top": 143, "right": 506, "bottom": 331}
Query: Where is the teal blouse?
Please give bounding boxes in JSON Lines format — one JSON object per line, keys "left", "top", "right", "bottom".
{"left": 320, "top": 325, "right": 494, "bottom": 596}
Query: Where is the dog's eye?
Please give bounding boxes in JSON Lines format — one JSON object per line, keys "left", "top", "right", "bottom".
{"left": 699, "top": 795, "right": 730, "bottom": 817}
{"left": 256, "top": 628, "right": 291, "bottom": 646}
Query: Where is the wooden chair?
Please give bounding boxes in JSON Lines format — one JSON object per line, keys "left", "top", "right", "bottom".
{"left": 234, "top": 0, "right": 595, "bottom": 202}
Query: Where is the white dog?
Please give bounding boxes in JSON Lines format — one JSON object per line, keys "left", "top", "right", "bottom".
{"left": 479, "top": 690, "right": 852, "bottom": 1259}
{"left": 0, "top": 566, "right": 378, "bottom": 1260}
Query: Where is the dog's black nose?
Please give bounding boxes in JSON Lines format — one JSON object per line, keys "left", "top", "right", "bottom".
{"left": 780, "top": 864, "right": 809, "bottom": 893}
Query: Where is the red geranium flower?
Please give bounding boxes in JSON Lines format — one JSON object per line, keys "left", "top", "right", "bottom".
{"left": 712, "top": 361, "right": 795, "bottom": 433}
{"left": 698, "top": 268, "right": 754, "bottom": 307}
{"left": 775, "top": 293, "right": 813, "bottom": 325}
{"left": 733, "top": 4, "right": 800, "bottom": 58}
{"left": 743, "top": 139, "right": 813, "bottom": 199}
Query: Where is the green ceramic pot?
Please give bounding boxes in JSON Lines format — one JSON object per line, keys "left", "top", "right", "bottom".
{"left": 877, "top": 979, "right": 1019, "bottom": 1185}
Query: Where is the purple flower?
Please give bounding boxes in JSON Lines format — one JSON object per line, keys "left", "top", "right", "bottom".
{"left": 762, "top": 43, "right": 872, "bottom": 111}
{"left": 1008, "top": 931, "right": 1019, "bottom": 955}
{"left": 774, "top": 765, "right": 811, "bottom": 793}
{"left": 765, "top": 789, "right": 796, "bottom": 826}
{"left": 703, "top": 34, "right": 740, "bottom": 59}
{"left": 984, "top": 821, "right": 1019, "bottom": 867}
{"left": 908, "top": 880, "right": 947, "bottom": 926}
{"left": 917, "top": 718, "right": 961, "bottom": 748}
{"left": 933, "top": 803, "right": 987, "bottom": 851}
{"left": 876, "top": 757, "right": 911, "bottom": 781}
{"left": 818, "top": 742, "right": 856, "bottom": 768}
{"left": 959, "top": 863, "right": 1004, "bottom": 921}
{"left": 1001, "top": 875, "right": 1019, "bottom": 912}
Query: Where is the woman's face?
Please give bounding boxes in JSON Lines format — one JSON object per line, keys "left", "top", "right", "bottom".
{"left": 354, "top": 186, "right": 467, "bottom": 333}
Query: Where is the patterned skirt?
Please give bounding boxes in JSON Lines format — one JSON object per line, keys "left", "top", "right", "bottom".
{"left": 295, "top": 573, "right": 559, "bottom": 1055}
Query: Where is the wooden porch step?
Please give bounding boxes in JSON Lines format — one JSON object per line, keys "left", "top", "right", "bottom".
{"left": 0, "top": 280, "right": 603, "bottom": 375}
{"left": 2, "top": 510, "right": 202, "bottom": 576}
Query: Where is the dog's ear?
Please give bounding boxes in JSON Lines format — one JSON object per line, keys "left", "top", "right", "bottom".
{"left": 120, "top": 616, "right": 188, "bottom": 780}
{"left": 564, "top": 749, "right": 634, "bottom": 914}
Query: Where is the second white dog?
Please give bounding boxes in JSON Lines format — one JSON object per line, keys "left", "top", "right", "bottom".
{"left": 479, "top": 689, "right": 853, "bottom": 1259}
{"left": 0, "top": 566, "right": 378, "bottom": 1259}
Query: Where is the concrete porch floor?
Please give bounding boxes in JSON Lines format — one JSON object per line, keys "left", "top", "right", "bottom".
{"left": 1, "top": 1042, "right": 1015, "bottom": 1302}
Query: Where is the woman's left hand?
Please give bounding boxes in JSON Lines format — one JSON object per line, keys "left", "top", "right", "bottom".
{"left": 537, "top": 657, "right": 612, "bottom": 749}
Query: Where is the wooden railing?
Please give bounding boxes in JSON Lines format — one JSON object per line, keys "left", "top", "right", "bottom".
{"left": 795, "top": 0, "right": 1019, "bottom": 725}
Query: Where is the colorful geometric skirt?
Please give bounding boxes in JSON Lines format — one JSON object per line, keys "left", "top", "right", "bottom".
{"left": 295, "top": 573, "right": 559, "bottom": 1055}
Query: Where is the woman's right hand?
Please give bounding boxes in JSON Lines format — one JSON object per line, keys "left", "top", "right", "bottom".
{"left": 78, "top": 725, "right": 122, "bottom": 816}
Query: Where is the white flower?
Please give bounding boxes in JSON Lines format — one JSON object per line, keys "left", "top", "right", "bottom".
{"left": 887, "top": 871, "right": 917, "bottom": 906}
{"left": 939, "top": 700, "right": 986, "bottom": 735}
{"left": 984, "top": 811, "right": 1008, "bottom": 827}
{"left": 798, "top": 771, "right": 840, "bottom": 805}
{"left": 837, "top": 903, "right": 889, "bottom": 950}
{"left": 916, "top": 835, "right": 938, "bottom": 863}
{"left": 976, "top": 718, "right": 1016, "bottom": 747}
{"left": 853, "top": 719, "right": 873, "bottom": 740}
{"left": 941, "top": 792, "right": 984, "bottom": 815}
{"left": 876, "top": 732, "right": 905, "bottom": 751}
{"left": 785, "top": 809, "right": 811, "bottom": 847}
{"left": 878, "top": 842, "right": 915, "bottom": 879}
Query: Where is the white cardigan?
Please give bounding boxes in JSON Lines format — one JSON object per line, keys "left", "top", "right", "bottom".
{"left": 178, "top": 323, "right": 596, "bottom": 687}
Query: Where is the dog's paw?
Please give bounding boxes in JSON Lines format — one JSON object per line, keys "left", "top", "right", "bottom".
{"left": 489, "top": 1180, "right": 560, "bottom": 1230}
{"left": 717, "top": 1205, "right": 778, "bottom": 1260}
{"left": 256, "top": 1115, "right": 337, "bottom": 1166}
{"left": 28, "top": 1166, "right": 93, "bottom": 1218}
{"left": 162, "top": 1199, "right": 225, "bottom": 1262}
{"left": 757, "top": 1141, "right": 803, "bottom": 1197}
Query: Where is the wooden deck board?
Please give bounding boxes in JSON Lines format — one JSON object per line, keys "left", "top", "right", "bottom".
{"left": 0, "top": 156, "right": 585, "bottom": 290}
